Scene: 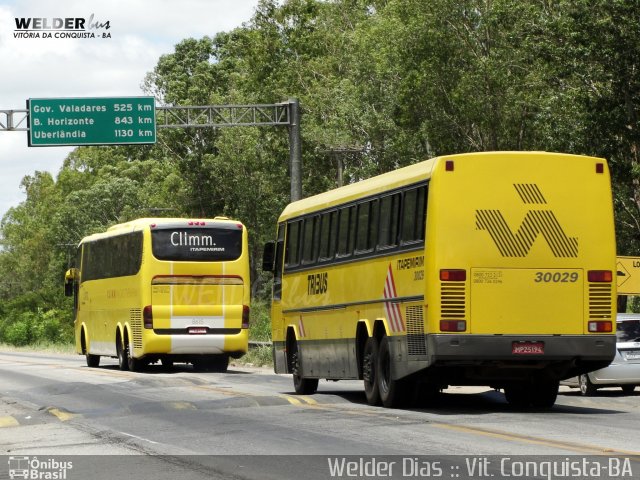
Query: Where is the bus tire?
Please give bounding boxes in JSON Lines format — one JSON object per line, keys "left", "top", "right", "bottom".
{"left": 377, "top": 336, "right": 407, "bottom": 408}
{"left": 208, "top": 355, "right": 229, "bottom": 373}
{"left": 579, "top": 374, "right": 598, "bottom": 396}
{"left": 126, "top": 336, "right": 142, "bottom": 372}
{"left": 530, "top": 380, "right": 558, "bottom": 408}
{"left": 291, "top": 344, "right": 318, "bottom": 395}
{"left": 117, "top": 336, "right": 129, "bottom": 371}
{"left": 363, "top": 337, "right": 381, "bottom": 406}
{"left": 161, "top": 358, "right": 174, "bottom": 369}
{"left": 504, "top": 384, "right": 529, "bottom": 408}
{"left": 86, "top": 353, "right": 100, "bottom": 368}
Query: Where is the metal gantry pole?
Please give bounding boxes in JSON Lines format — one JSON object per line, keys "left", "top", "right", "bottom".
{"left": 287, "top": 98, "right": 302, "bottom": 202}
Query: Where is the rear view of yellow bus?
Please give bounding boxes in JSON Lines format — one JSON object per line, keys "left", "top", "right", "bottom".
{"left": 65, "top": 217, "right": 250, "bottom": 372}
{"left": 264, "top": 151, "right": 617, "bottom": 408}
{"left": 427, "top": 152, "right": 616, "bottom": 407}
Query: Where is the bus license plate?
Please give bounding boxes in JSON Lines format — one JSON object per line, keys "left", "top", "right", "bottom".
{"left": 512, "top": 342, "right": 544, "bottom": 355}
{"left": 188, "top": 327, "right": 208, "bottom": 335}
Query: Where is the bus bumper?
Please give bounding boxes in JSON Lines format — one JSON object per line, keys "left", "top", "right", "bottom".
{"left": 392, "top": 334, "right": 616, "bottom": 382}
{"left": 142, "top": 329, "right": 248, "bottom": 357}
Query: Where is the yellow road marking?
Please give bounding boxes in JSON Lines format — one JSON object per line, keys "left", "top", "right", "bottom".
{"left": 281, "top": 395, "right": 303, "bottom": 405}
{"left": 47, "top": 408, "right": 78, "bottom": 422}
{"left": 168, "top": 401, "right": 197, "bottom": 410}
{"left": 0, "top": 416, "right": 19, "bottom": 427}
{"left": 298, "top": 395, "right": 318, "bottom": 405}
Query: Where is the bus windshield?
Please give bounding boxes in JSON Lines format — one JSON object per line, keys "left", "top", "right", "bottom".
{"left": 151, "top": 226, "right": 243, "bottom": 262}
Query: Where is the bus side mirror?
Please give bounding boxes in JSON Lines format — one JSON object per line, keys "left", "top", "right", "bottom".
{"left": 64, "top": 268, "right": 78, "bottom": 297}
{"left": 262, "top": 241, "right": 275, "bottom": 273}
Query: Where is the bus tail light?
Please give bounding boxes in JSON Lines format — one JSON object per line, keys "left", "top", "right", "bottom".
{"left": 440, "top": 269, "right": 466, "bottom": 281}
{"left": 242, "top": 305, "right": 250, "bottom": 329}
{"left": 588, "top": 321, "right": 612, "bottom": 333}
{"left": 440, "top": 320, "right": 466, "bottom": 332}
{"left": 143, "top": 305, "right": 153, "bottom": 329}
{"left": 587, "top": 270, "right": 612, "bottom": 282}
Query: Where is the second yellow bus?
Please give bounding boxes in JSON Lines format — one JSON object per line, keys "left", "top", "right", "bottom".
{"left": 65, "top": 217, "right": 250, "bottom": 372}
{"left": 263, "top": 151, "right": 617, "bottom": 408}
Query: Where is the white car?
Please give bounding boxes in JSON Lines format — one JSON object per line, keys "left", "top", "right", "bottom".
{"left": 563, "top": 314, "right": 640, "bottom": 395}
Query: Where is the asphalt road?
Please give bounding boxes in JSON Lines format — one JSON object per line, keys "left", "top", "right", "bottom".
{"left": 1, "top": 350, "right": 639, "bottom": 480}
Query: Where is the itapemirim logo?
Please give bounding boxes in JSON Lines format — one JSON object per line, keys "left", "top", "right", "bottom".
{"left": 476, "top": 184, "right": 579, "bottom": 258}
{"left": 13, "top": 14, "right": 111, "bottom": 39}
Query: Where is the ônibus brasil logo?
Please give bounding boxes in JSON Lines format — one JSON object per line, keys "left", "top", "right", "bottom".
{"left": 13, "top": 14, "right": 111, "bottom": 39}
{"left": 8, "top": 456, "right": 73, "bottom": 480}
{"left": 476, "top": 184, "right": 578, "bottom": 258}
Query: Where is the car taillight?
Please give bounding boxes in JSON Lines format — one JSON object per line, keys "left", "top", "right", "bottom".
{"left": 440, "top": 320, "right": 466, "bottom": 332}
{"left": 143, "top": 305, "right": 153, "bottom": 329}
{"left": 588, "top": 321, "right": 612, "bottom": 333}
{"left": 242, "top": 305, "right": 250, "bottom": 329}
{"left": 440, "top": 269, "right": 466, "bottom": 281}
{"left": 588, "top": 270, "right": 612, "bottom": 282}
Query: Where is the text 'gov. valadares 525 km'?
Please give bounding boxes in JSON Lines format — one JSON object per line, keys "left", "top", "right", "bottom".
{"left": 28, "top": 97, "right": 156, "bottom": 146}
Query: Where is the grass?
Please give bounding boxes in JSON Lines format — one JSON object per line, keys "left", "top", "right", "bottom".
{"left": 233, "top": 344, "right": 273, "bottom": 368}
{"left": 0, "top": 341, "right": 75, "bottom": 354}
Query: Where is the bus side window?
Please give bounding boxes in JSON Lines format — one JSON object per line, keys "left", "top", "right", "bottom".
{"left": 301, "top": 216, "right": 319, "bottom": 265}
{"left": 285, "top": 220, "right": 302, "bottom": 268}
{"left": 378, "top": 193, "right": 400, "bottom": 250}
{"left": 401, "top": 185, "right": 427, "bottom": 245}
{"left": 318, "top": 211, "right": 337, "bottom": 262}
{"left": 337, "top": 205, "right": 356, "bottom": 257}
{"left": 273, "top": 224, "right": 285, "bottom": 300}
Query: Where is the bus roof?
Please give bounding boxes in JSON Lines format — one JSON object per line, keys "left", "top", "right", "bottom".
{"left": 79, "top": 217, "right": 243, "bottom": 244}
{"left": 279, "top": 157, "right": 438, "bottom": 221}
{"left": 278, "top": 151, "right": 604, "bottom": 222}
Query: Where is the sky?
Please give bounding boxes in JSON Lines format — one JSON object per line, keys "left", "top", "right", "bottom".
{"left": 0, "top": 0, "right": 261, "bottom": 218}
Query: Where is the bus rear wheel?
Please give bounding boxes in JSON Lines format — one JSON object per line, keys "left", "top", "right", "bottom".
{"left": 82, "top": 332, "right": 100, "bottom": 368}
{"left": 209, "top": 355, "right": 229, "bottom": 373}
{"left": 117, "top": 337, "right": 129, "bottom": 371}
{"left": 86, "top": 353, "right": 100, "bottom": 368}
{"left": 290, "top": 342, "right": 318, "bottom": 395}
{"left": 363, "top": 337, "right": 380, "bottom": 406}
{"left": 504, "top": 384, "right": 529, "bottom": 407}
{"left": 377, "top": 336, "right": 407, "bottom": 408}
{"left": 530, "top": 380, "right": 558, "bottom": 408}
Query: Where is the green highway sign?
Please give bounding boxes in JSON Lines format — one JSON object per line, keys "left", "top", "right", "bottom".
{"left": 28, "top": 97, "right": 156, "bottom": 146}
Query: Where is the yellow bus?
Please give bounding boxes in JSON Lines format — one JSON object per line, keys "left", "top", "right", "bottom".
{"left": 263, "top": 151, "right": 617, "bottom": 408}
{"left": 65, "top": 217, "right": 250, "bottom": 372}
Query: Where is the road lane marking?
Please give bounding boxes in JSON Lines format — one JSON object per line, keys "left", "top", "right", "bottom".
{"left": 119, "top": 431, "right": 159, "bottom": 445}
{"left": 47, "top": 407, "right": 79, "bottom": 422}
{"left": 0, "top": 416, "right": 19, "bottom": 427}
{"left": 168, "top": 401, "right": 197, "bottom": 410}
{"left": 281, "top": 395, "right": 303, "bottom": 405}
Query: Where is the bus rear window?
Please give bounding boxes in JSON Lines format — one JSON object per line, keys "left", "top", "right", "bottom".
{"left": 151, "top": 227, "right": 242, "bottom": 262}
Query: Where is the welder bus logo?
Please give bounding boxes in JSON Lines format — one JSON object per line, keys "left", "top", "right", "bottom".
{"left": 476, "top": 184, "right": 578, "bottom": 257}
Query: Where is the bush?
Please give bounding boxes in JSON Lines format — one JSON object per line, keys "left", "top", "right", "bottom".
{"left": 0, "top": 309, "right": 73, "bottom": 346}
{"left": 249, "top": 300, "right": 271, "bottom": 342}
{"left": 5, "top": 319, "right": 32, "bottom": 346}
